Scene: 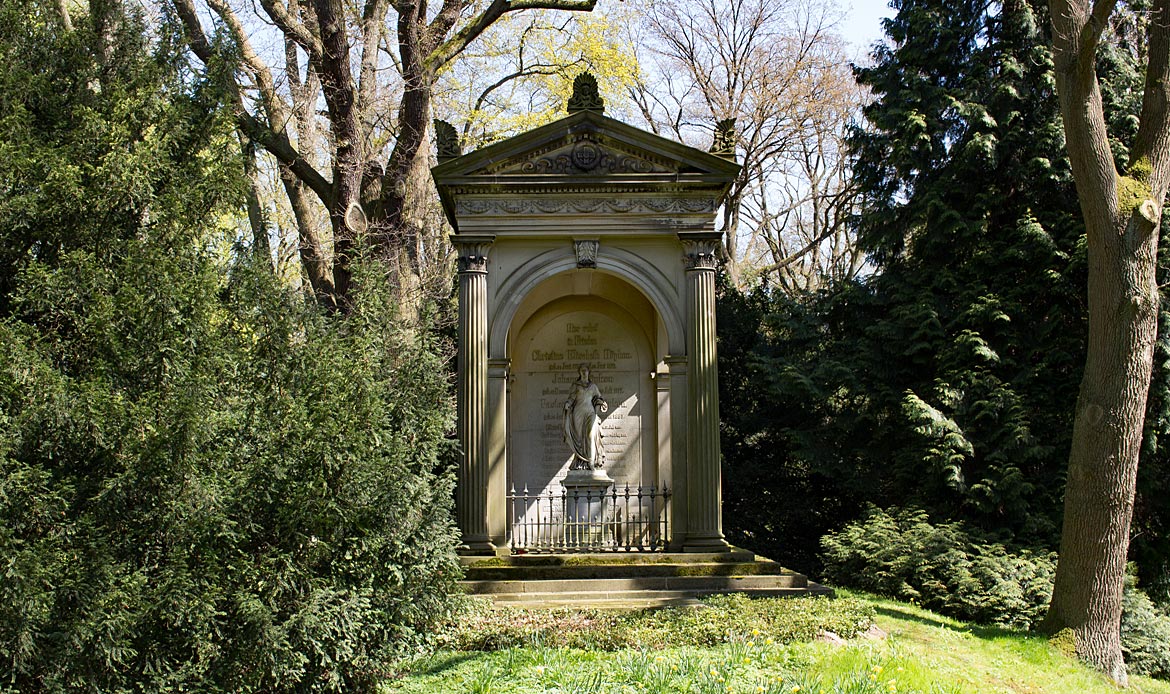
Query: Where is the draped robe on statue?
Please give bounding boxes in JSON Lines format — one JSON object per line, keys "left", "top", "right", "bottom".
{"left": 563, "top": 365, "right": 607, "bottom": 470}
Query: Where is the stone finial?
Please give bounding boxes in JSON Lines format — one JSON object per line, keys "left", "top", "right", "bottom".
{"left": 567, "top": 73, "right": 605, "bottom": 114}
{"left": 711, "top": 117, "right": 737, "bottom": 159}
{"left": 434, "top": 119, "right": 461, "bottom": 161}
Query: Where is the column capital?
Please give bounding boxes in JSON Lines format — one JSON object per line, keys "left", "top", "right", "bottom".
{"left": 451, "top": 234, "right": 496, "bottom": 273}
{"left": 679, "top": 232, "right": 722, "bottom": 271}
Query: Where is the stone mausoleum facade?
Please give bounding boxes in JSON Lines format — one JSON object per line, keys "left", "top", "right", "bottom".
{"left": 433, "top": 84, "right": 739, "bottom": 555}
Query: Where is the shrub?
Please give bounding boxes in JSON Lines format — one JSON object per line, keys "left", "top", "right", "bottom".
{"left": 0, "top": 238, "right": 464, "bottom": 694}
{"left": 0, "top": 6, "right": 461, "bottom": 691}
{"left": 1122, "top": 571, "right": 1170, "bottom": 679}
{"left": 820, "top": 507, "right": 1055, "bottom": 629}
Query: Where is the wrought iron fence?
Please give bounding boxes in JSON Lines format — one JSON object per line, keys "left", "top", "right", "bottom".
{"left": 507, "top": 483, "right": 672, "bottom": 553}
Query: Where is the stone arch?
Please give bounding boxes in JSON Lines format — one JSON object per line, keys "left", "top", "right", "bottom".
{"left": 489, "top": 246, "right": 685, "bottom": 360}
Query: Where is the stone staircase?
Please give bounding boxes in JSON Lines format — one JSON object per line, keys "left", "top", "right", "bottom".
{"left": 460, "top": 548, "right": 831, "bottom": 608}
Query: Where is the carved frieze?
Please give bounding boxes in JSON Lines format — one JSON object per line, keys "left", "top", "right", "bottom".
{"left": 454, "top": 197, "right": 717, "bottom": 216}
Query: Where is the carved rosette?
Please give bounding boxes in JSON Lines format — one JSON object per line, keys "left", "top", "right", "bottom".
{"left": 574, "top": 239, "right": 599, "bottom": 268}
{"left": 453, "top": 236, "right": 493, "bottom": 273}
{"left": 682, "top": 238, "right": 721, "bottom": 270}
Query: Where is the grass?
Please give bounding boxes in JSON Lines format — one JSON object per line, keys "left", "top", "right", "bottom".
{"left": 383, "top": 592, "right": 1170, "bottom": 694}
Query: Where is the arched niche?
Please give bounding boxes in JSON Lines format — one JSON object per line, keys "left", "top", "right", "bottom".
{"left": 489, "top": 247, "right": 683, "bottom": 361}
{"left": 505, "top": 271, "right": 661, "bottom": 497}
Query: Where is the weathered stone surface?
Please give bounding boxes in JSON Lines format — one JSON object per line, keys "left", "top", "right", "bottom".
{"left": 511, "top": 309, "right": 648, "bottom": 494}
{"left": 435, "top": 107, "right": 739, "bottom": 553}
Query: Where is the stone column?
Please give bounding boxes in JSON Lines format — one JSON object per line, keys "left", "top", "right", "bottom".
{"left": 486, "top": 358, "right": 511, "bottom": 546}
{"left": 453, "top": 235, "right": 496, "bottom": 554}
{"left": 665, "top": 356, "right": 688, "bottom": 550}
{"left": 681, "top": 234, "right": 730, "bottom": 552}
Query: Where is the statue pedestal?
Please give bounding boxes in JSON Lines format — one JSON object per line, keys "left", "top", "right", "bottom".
{"left": 562, "top": 469, "right": 614, "bottom": 549}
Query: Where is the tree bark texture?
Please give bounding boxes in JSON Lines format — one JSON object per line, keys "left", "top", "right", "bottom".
{"left": 1042, "top": 0, "right": 1170, "bottom": 684}
{"left": 173, "top": 0, "right": 597, "bottom": 311}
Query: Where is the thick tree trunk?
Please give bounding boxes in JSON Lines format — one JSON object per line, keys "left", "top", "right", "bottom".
{"left": 175, "top": 0, "right": 597, "bottom": 312}
{"left": 1041, "top": 0, "right": 1170, "bottom": 683}
{"left": 1041, "top": 211, "right": 1159, "bottom": 685}
{"left": 313, "top": 0, "right": 365, "bottom": 308}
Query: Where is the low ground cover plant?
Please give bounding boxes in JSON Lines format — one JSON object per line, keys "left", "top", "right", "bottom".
{"left": 388, "top": 594, "right": 1170, "bottom": 694}
{"left": 435, "top": 593, "right": 875, "bottom": 652}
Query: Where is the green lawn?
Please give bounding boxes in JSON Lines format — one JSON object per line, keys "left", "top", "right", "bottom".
{"left": 383, "top": 593, "right": 1170, "bottom": 694}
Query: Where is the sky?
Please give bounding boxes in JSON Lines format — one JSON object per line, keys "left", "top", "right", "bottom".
{"left": 840, "top": 0, "right": 896, "bottom": 55}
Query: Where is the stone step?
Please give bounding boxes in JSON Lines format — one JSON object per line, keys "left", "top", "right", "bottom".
{"left": 464, "top": 560, "right": 797, "bottom": 581}
{"left": 483, "top": 586, "right": 828, "bottom": 606}
{"left": 457, "top": 548, "right": 756, "bottom": 569}
{"left": 462, "top": 573, "right": 809, "bottom": 596}
{"left": 457, "top": 550, "right": 831, "bottom": 607}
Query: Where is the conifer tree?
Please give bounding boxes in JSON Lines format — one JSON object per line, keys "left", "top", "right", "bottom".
{"left": 842, "top": 0, "right": 1085, "bottom": 533}
{"left": 0, "top": 3, "right": 462, "bottom": 690}
{"left": 721, "top": 0, "right": 1090, "bottom": 560}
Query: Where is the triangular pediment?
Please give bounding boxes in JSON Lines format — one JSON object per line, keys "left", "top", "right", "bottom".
{"left": 432, "top": 110, "right": 741, "bottom": 181}
{"left": 480, "top": 134, "right": 677, "bottom": 175}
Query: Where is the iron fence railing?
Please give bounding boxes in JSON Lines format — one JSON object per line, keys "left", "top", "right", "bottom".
{"left": 506, "top": 483, "right": 671, "bottom": 553}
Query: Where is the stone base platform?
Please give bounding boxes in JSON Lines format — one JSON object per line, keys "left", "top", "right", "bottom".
{"left": 459, "top": 547, "right": 832, "bottom": 608}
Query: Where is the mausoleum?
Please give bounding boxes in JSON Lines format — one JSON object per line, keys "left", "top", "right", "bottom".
{"left": 434, "top": 76, "right": 740, "bottom": 556}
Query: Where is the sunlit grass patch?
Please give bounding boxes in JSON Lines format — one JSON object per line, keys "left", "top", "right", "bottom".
{"left": 385, "top": 592, "right": 1170, "bottom": 694}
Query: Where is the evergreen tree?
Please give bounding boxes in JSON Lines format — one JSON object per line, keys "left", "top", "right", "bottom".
{"left": 0, "top": 3, "right": 462, "bottom": 691}
{"left": 844, "top": 0, "right": 1087, "bottom": 537}
{"left": 722, "top": 0, "right": 1107, "bottom": 564}
{"left": 720, "top": 0, "right": 1170, "bottom": 607}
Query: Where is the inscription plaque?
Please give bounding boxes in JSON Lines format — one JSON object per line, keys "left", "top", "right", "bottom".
{"left": 511, "top": 309, "right": 649, "bottom": 495}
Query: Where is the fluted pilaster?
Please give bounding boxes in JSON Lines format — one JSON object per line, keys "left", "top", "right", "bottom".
{"left": 453, "top": 235, "right": 496, "bottom": 554}
{"left": 682, "top": 234, "right": 729, "bottom": 551}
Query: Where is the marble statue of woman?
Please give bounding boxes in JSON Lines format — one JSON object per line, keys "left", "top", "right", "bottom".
{"left": 564, "top": 364, "right": 608, "bottom": 470}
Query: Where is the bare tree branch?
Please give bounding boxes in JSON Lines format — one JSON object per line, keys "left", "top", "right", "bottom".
{"left": 259, "top": 0, "right": 325, "bottom": 64}
{"left": 238, "top": 112, "right": 335, "bottom": 206}
{"left": 425, "top": 0, "right": 597, "bottom": 73}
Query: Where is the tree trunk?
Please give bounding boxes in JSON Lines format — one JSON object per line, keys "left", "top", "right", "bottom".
{"left": 1041, "top": 0, "right": 1170, "bottom": 683}
{"left": 312, "top": 0, "right": 364, "bottom": 308}
{"left": 280, "top": 165, "right": 336, "bottom": 305}
{"left": 242, "top": 140, "right": 274, "bottom": 269}
{"left": 174, "top": 0, "right": 597, "bottom": 311}
{"left": 1040, "top": 211, "right": 1159, "bottom": 685}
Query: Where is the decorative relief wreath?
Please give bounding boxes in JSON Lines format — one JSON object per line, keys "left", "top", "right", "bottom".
{"left": 571, "top": 141, "right": 602, "bottom": 171}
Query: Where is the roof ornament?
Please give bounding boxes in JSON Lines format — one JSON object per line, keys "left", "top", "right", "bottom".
{"left": 711, "top": 117, "right": 737, "bottom": 160}
{"left": 567, "top": 73, "right": 605, "bottom": 115}
{"left": 434, "top": 119, "right": 461, "bottom": 161}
